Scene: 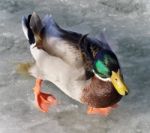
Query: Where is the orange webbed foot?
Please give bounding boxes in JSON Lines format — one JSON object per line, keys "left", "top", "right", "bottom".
{"left": 33, "top": 79, "right": 57, "bottom": 112}
{"left": 87, "top": 104, "right": 118, "bottom": 116}
{"left": 35, "top": 91, "right": 57, "bottom": 112}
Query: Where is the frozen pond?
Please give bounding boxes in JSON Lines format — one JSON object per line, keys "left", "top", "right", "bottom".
{"left": 0, "top": 0, "right": 150, "bottom": 133}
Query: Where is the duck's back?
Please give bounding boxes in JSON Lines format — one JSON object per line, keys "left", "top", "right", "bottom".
{"left": 30, "top": 14, "right": 84, "bottom": 68}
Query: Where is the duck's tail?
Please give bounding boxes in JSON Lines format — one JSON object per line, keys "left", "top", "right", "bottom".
{"left": 22, "top": 12, "right": 44, "bottom": 47}
{"left": 22, "top": 14, "right": 35, "bottom": 45}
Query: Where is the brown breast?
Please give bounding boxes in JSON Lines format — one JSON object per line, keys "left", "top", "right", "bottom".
{"left": 80, "top": 76, "right": 122, "bottom": 108}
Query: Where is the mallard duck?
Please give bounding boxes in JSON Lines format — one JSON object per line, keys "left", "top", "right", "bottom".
{"left": 21, "top": 12, "right": 128, "bottom": 116}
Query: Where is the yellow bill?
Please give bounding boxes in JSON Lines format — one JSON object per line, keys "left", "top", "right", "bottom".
{"left": 111, "top": 70, "right": 128, "bottom": 96}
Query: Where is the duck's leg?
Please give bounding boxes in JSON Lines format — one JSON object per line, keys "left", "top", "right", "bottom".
{"left": 87, "top": 104, "right": 118, "bottom": 116}
{"left": 33, "top": 79, "right": 57, "bottom": 112}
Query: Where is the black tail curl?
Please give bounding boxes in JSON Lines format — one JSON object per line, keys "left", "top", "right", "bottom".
{"left": 22, "top": 15, "right": 35, "bottom": 45}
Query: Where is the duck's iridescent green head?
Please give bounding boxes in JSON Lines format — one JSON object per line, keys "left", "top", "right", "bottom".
{"left": 93, "top": 49, "right": 128, "bottom": 96}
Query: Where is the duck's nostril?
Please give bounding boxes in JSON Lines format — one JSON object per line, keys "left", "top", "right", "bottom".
{"left": 125, "top": 91, "right": 128, "bottom": 95}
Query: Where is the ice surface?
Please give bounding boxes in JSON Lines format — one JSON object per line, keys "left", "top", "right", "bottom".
{"left": 0, "top": 0, "right": 150, "bottom": 133}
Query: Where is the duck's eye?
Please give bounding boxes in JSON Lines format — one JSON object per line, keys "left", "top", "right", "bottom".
{"left": 94, "top": 60, "right": 109, "bottom": 77}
